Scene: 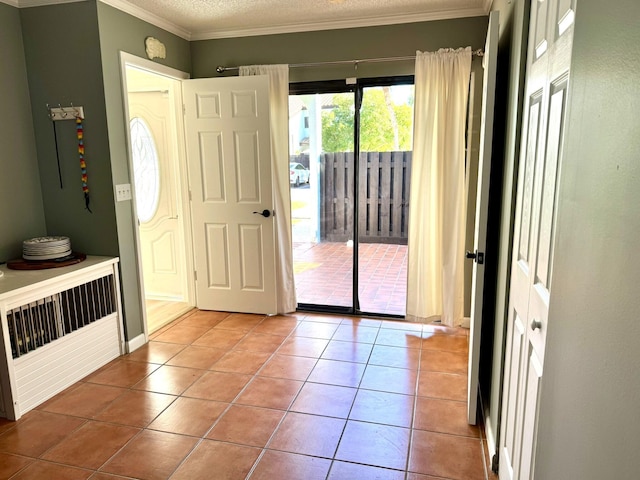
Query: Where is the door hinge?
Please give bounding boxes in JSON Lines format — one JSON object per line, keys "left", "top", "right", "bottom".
{"left": 182, "top": 103, "right": 186, "bottom": 115}
{"left": 193, "top": 270, "right": 197, "bottom": 281}
{"left": 491, "top": 453, "right": 499, "bottom": 473}
{"left": 188, "top": 190, "right": 192, "bottom": 201}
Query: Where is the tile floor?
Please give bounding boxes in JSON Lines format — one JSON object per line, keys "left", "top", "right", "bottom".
{"left": 293, "top": 242, "right": 408, "bottom": 316}
{"left": 0, "top": 310, "right": 495, "bottom": 480}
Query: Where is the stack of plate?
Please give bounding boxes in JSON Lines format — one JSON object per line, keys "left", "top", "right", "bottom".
{"left": 23, "top": 236, "right": 72, "bottom": 261}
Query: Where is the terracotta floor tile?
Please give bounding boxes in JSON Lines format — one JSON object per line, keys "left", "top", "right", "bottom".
{"left": 268, "top": 412, "right": 345, "bottom": 458}
{"left": 406, "top": 474, "right": 447, "bottom": 480}
{"left": 214, "top": 313, "right": 265, "bottom": 332}
{"left": 277, "top": 336, "right": 330, "bottom": 357}
{"left": 125, "top": 341, "right": 185, "bottom": 364}
{"left": 349, "top": 389, "right": 414, "bottom": 428}
{"left": 133, "top": 365, "right": 204, "bottom": 395}
{"left": 83, "top": 360, "right": 160, "bottom": 388}
{"left": 236, "top": 377, "right": 303, "bottom": 410}
{"left": 360, "top": 364, "right": 418, "bottom": 395}
{"left": 0, "top": 411, "right": 85, "bottom": 457}
{"left": 420, "top": 350, "right": 468, "bottom": 375}
{"left": 0, "top": 452, "right": 33, "bottom": 478}
{"left": 332, "top": 324, "right": 379, "bottom": 343}
{"left": 207, "top": 405, "right": 284, "bottom": 447}
{"left": 321, "top": 339, "right": 373, "bottom": 363}
{"left": 9, "top": 461, "right": 92, "bottom": 480}
{"left": 210, "top": 349, "right": 271, "bottom": 374}
{"left": 170, "top": 440, "right": 261, "bottom": 480}
{"left": 422, "top": 333, "right": 469, "bottom": 353}
{"left": 153, "top": 324, "right": 210, "bottom": 345}
{"left": 252, "top": 316, "right": 300, "bottom": 335}
{"left": 380, "top": 320, "right": 423, "bottom": 332}
{"left": 341, "top": 317, "right": 384, "bottom": 328}
{"left": 177, "top": 310, "right": 229, "bottom": 328}
{"left": 369, "top": 344, "right": 421, "bottom": 370}
{"left": 301, "top": 314, "right": 344, "bottom": 325}
{"left": 292, "top": 321, "right": 339, "bottom": 339}
{"left": 148, "top": 396, "right": 227, "bottom": 436}
{"left": 290, "top": 383, "right": 357, "bottom": 418}
{"left": 258, "top": 354, "right": 317, "bottom": 381}
{"left": 417, "top": 371, "right": 467, "bottom": 402}
{"left": 41, "top": 383, "right": 126, "bottom": 418}
{"left": 328, "top": 461, "right": 405, "bottom": 480}
{"left": 0, "top": 418, "right": 15, "bottom": 436}
{"left": 93, "top": 390, "right": 176, "bottom": 427}
{"left": 165, "top": 345, "right": 227, "bottom": 369}
{"left": 376, "top": 328, "right": 423, "bottom": 349}
{"left": 409, "top": 430, "right": 485, "bottom": 480}
{"left": 307, "top": 359, "right": 366, "bottom": 387}
{"left": 414, "top": 397, "right": 479, "bottom": 438}
{"left": 183, "top": 371, "right": 251, "bottom": 402}
{"left": 249, "top": 450, "right": 331, "bottom": 480}
{"left": 234, "top": 332, "right": 287, "bottom": 353}
{"left": 90, "top": 472, "right": 137, "bottom": 479}
{"left": 192, "top": 328, "right": 247, "bottom": 350}
{"left": 42, "top": 421, "right": 139, "bottom": 469}
{"left": 335, "top": 420, "right": 410, "bottom": 470}
{"left": 101, "top": 429, "right": 197, "bottom": 479}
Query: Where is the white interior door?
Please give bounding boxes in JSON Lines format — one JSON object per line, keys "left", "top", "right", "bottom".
{"left": 128, "top": 87, "right": 187, "bottom": 301}
{"left": 499, "top": 0, "right": 575, "bottom": 478}
{"left": 183, "top": 75, "right": 277, "bottom": 314}
{"left": 467, "top": 10, "right": 499, "bottom": 425}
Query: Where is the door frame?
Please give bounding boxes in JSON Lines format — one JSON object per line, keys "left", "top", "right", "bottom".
{"left": 119, "top": 52, "right": 195, "bottom": 340}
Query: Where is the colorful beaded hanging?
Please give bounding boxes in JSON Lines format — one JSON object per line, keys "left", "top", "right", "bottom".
{"left": 76, "top": 116, "right": 92, "bottom": 213}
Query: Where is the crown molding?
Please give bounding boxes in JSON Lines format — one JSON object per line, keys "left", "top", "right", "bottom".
{"left": 11, "top": 0, "right": 83, "bottom": 7}
{"left": 191, "top": 7, "right": 487, "bottom": 41}
{"left": 5, "top": 0, "right": 490, "bottom": 43}
{"left": 99, "top": 0, "right": 191, "bottom": 40}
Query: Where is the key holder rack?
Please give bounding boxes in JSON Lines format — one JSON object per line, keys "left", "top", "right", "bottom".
{"left": 47, "top": 104, "right": 84, "bottom": 121}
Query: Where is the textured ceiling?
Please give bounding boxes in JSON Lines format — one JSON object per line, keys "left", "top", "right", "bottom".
{"left": 104, "top": 0, "right": 491, "bottom": 40}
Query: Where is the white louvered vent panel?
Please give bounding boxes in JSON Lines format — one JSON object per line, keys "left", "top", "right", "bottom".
{"left": 6, "top": 275, "right": 115, "bottom": 359}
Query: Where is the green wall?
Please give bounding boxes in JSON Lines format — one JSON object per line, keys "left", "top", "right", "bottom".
{"left": 0, "top": 3, "right": 46, "bottom": 262}
{"left": 21, "top": 2, "right": 118, "bottom": 259}
{"left": 191, "top": 17, "right": 488, "bottom": 82}
{"left": 96, "top": 1, "right": 191, "bottom": 340}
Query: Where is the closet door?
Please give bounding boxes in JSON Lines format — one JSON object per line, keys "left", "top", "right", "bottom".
{"left": 499, "top": 1, "right": 575, "bottom": 479}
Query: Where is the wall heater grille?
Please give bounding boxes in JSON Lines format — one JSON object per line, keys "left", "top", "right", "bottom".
{"left": 6, "top": 274, "right": 116, "bottom": 358}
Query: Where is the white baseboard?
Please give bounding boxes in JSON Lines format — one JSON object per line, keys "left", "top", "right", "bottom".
{"left": 126, "top": 333, "right": 147, "bottom": 353}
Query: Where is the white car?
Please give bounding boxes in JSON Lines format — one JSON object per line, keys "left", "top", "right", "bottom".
{"left": 290, "top": 162, "right": 310, "bottom": 187}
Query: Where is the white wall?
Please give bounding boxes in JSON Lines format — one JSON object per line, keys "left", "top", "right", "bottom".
{"left": 535, "top": 0, "right": 640, "bottom": 477}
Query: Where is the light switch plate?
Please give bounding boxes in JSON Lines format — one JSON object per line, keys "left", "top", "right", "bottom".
{"left": 115, "top": 183, "right": 132, "bottom": 202}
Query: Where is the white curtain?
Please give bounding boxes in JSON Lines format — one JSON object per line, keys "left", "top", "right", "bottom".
{"left": 240, "top": 65, "right": 296, "bottom": 313}
{"left": 406, "top": 48, "right": 472, "bottom": 326}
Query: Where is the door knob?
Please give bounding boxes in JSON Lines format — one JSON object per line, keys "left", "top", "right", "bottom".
{"left": 466, "top": 250, "right": 485, "bottom": 264}
{"left": 531, "top": 319, "right": 542, "bottom": 331}
{"left": 253, "top": 209, "right": 272, "bottom": 218}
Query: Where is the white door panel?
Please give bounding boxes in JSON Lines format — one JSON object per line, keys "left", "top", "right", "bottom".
{"left": 467, "top": 10, "right": 499, "bottom": 425}
{"left": 499, "top": 0, "right": 573, "bottom": 478}
{"left": 129, "top": 93, "right": 187, "bottom": 301}
{"left": 184, "top": 75, "right": 277, "bottom": 314}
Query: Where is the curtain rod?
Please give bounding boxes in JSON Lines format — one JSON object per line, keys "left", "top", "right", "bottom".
{"left": 215, "top": 49, "right": 484, "bottom": 73}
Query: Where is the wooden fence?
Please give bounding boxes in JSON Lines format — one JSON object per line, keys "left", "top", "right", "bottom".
{"left": 319, "top": 151, "right": 411, "bottom": 244}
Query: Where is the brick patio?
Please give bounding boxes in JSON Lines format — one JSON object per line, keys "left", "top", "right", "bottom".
{"left": 293, "top": 241, "right": 407, "bottom": 316}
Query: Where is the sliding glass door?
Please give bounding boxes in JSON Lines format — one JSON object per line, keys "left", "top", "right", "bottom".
{"left": 289, "top": 78, "right": 413, "bottom": 317}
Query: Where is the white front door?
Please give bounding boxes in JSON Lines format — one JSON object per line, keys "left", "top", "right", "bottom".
{"left": 499, "top": 0, "right": 575, "bottom": 478}
{"left": 467, "top": 10, "right": 499, "bottom": 425}
{"left": 129, "top": 89, "right": 188, "bottom": 301}
{"left": 183, "top": 75, "right": 277, "bottom": 314}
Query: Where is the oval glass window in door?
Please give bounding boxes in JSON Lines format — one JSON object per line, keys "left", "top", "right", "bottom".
{"left": 130, "top": 117, "right": 160, "bottom": 223}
